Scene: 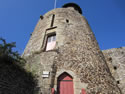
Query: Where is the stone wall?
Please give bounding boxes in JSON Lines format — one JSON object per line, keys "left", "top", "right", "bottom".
{"left": 103, "top": 47, "right": 125, "bottom": 94}
{"left": 24, "top": 51, "right": 58, "bottom": 94}
{"left": 22, "top": 7, "right": 121, "bottom": 94}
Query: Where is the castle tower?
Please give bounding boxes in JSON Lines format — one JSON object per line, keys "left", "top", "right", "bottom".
{"left": 22, "top": 3, "right": 121, "bottom": 94}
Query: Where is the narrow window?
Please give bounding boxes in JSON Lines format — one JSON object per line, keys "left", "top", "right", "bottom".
{"left": 66, "top": 19, "right": 69, "bottom": 23}
{"left": 114, "top": 66, "right": 117, "bottom": 70}
{"left": 117, "top": 81, "right": 120, "bottom": 84}
{"left": 46, "top": 34, "right": 56, "bottom": 51}
{"left": 50, "top": 14, "right": 55, "bottom": 27}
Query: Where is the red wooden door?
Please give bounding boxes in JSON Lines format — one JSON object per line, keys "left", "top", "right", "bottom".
{"left": 57, "top": 73, "right": 74, "bottom": 94}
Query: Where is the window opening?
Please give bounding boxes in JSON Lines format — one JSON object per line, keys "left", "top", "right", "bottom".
{"left": 114, "top": 66, "right": 117, "bottom": 70}
{"left": 51, "top": 14, "right": 55, "bottom": 27}
{"left": 66, "top": 19, "right": 69, "bottom": 23}
{"left": 46, "top": 34, "right": 56, "bottom": 51}
{"left": 117, "top": 81, "right": 120, "bottom": 84}
{"left": 108, "top": 57, "right": 112, "bottom": 61}
{"left": 121, "top": 52, "right": 124, "bottom": 54}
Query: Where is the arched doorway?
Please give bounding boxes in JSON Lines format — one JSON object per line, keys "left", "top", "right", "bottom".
{"left": 57, "top": 72, "right": 74, "bottom": 94}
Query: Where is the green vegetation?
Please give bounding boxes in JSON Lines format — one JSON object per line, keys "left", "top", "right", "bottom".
{"left": 0, "top": 38, "right": 39, "bottom": 94}
{"left": 0, "top": 38, "right": 25, "bottom": 66}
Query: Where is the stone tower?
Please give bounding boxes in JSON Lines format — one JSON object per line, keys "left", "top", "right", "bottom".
{"left": 22, "top": 3, "right": 121, "bottom": 94}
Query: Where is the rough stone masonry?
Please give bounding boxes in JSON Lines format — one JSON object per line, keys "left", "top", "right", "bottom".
{"left": 22, "top": 3, "right": 123, "bottom": 94}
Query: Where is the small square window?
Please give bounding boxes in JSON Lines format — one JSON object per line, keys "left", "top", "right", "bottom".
{"left": 46, "top": 34, "right": 56, "bottom": 51}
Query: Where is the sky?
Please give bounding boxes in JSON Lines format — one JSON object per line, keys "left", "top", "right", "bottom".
{"left": 0, "top": 0, "right": 125, "bottom": 54}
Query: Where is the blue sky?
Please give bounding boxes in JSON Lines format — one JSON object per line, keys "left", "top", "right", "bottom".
{"left": 0, "top": 0, "right": 125, "bottom": 54}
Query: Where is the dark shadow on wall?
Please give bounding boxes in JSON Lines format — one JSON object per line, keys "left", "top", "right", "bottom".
{"left": 0, "top": 38, "right": 39, "bottom": 94}
{"left": 0, "top": 59, "right": 39, "bottom": 94}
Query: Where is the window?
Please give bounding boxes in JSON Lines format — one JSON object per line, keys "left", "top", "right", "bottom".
{"left": 114, "top": 66, "right": 117, "bottom": 70}
{"left": 117, "top": 80, "right": 120, "bottom": 84}
{"left": 46, "top": 34, "right": 56, "bottom": 51}
{"left": 66, "top": 19, "right": 69, "bottom": 23}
